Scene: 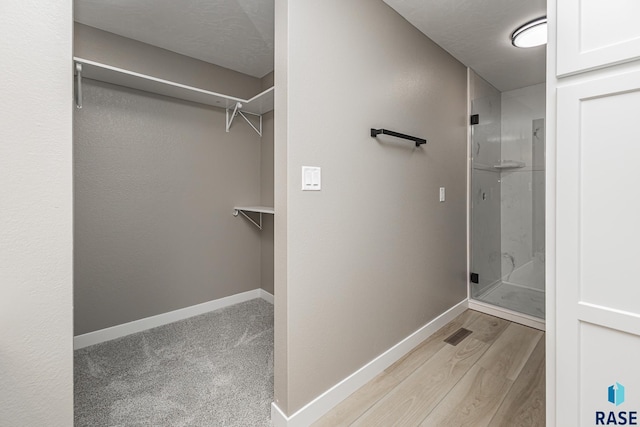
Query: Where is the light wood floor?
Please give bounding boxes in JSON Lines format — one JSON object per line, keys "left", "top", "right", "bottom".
{"left": 313, "top": 310, "right": 545, "bottom": 427}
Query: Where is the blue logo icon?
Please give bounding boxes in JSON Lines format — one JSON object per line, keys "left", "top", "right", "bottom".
{"left": 596, "top": 383, "right": 636, "bottom": 425}
{"left": 609, "top": 382, "right": 625, "bottom": 406}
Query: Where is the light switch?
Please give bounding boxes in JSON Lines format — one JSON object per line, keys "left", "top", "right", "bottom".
{"left": 302, "top": 166, "right": 321, "bottom": 191}
{"left": 439, "top": 187, "right": 445, "bottom": 202}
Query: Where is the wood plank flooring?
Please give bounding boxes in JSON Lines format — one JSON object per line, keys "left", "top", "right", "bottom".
{"left": 313, "top": 310, "right": 545, "bottom": 427}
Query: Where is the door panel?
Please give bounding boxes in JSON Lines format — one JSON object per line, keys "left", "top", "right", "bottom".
{"left": 557, "top": 0, "right": 640, "bottom": 75}
{"left": 556, "top": 68, "right": 640, "bottom": 426}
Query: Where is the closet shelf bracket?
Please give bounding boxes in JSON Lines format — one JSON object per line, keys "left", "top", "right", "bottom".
{"left": 233, "top": 206, "right": 274, "bottom": 230}
{"left": 226, "top": 102, "right": 263, "bottom": 136}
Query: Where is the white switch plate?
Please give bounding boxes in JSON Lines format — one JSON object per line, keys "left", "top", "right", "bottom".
{"left": 439, "top": 187, "right": 445, "bottom": 202}
{"left": 302, "top": 166, "right": 321, "bottom": 191}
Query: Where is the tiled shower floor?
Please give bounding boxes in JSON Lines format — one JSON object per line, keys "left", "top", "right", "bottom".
{"left": 478, "top": 281, "right": 545, "bottom": 319}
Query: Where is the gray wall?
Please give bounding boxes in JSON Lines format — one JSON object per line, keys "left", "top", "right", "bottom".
{"left": 0, "top": 1, "right": 73, "bottom": 425}
{"left": 261, "top": 71, "right": 275, "bottom": 90}
{"left": 275, "top": 0, "right": 468, "bottom": 414}
{"left": 75, "top": 23, "right": 261, "bottom": 99}
{"left": 74, "top": 25, "right": 271, "bottom": 334}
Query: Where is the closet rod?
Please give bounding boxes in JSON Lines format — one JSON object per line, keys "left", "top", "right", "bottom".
{"left": 370, "top": 128, "right": 426, "bottom": 147}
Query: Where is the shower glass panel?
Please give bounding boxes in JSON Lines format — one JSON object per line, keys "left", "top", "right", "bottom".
{"left": 470, "top": 76, "right": 545, "bottom": 320}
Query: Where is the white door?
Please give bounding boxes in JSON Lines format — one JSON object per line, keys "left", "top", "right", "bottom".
{"left": 553, "top": 0, "right": 640, "bottom": 425}
{"left": 556, "top": 68, "right": 640, "bottom": 427}
{"left": 556, "top": 0, "right": 640, "bottom": 75}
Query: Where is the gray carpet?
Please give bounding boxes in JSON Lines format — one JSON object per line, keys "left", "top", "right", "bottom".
{"left": 74, "top": 299, "right": 274, "bottom": 427}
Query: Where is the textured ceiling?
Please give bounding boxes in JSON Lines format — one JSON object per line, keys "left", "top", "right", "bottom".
{"left": 76, "top": 0, "right": 543, "bottom": 89}
{"left": 383, "top": 0, "right": 546, "bottom": 91}
{"left": 75, "top": 0, "right": 274, "bottom": 78}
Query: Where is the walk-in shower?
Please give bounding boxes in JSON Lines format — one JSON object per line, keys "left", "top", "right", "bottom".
{"left": 469, "top": 71, "right": 545, "bottom": 321}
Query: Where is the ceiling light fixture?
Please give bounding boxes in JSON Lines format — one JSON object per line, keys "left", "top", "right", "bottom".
{"left": 511, "top": 17, "right": 547, "bottom": 48}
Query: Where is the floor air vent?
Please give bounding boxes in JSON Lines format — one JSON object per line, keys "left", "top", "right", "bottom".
{"left": 443, "top": 328, "right": 472, "bottom": 346}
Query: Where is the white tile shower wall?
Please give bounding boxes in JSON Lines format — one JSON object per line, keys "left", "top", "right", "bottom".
{"left": 471, "top": 169, "right": 502, "bottom": 294}
{"left": 532, "top": 118, "right": 545, "bottom": 261}
{"left": 500, "top": 83, "right": 545, "bottom": 289}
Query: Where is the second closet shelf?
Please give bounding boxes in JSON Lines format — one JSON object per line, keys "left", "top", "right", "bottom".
{"left": 233, "top": 206, "right": 275, "bottom": 215}
{"left": 233, "top": 206, "right": 274, "bottom": 230}
{"left": 74, "top": 57, "right": 274, "bottom": 115}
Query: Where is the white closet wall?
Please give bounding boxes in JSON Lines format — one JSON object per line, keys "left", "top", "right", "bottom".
{"left": 1, "top": 2, "right": 73, "bottom": 425}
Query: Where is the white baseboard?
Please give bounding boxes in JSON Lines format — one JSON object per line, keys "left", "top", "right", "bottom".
{"left": 271, "top": 403, "right": 288, "bottom": 427}
{"left": 259, "top": 288, "right": 274, "bottom": 304}
{"left": 271, "top": 299, "right": 468, "bottom": 427}
{"left": 74, "top": 288, "right": 274, "bottom": 350}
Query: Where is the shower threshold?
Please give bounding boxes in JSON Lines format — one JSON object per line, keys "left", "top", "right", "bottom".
{"left": 470, "top": 281, "right": 545, "bottom": 331}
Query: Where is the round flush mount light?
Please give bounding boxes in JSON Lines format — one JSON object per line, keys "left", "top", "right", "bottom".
{"left": 511, "top": 17, "right": 547, "bottom": 48}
